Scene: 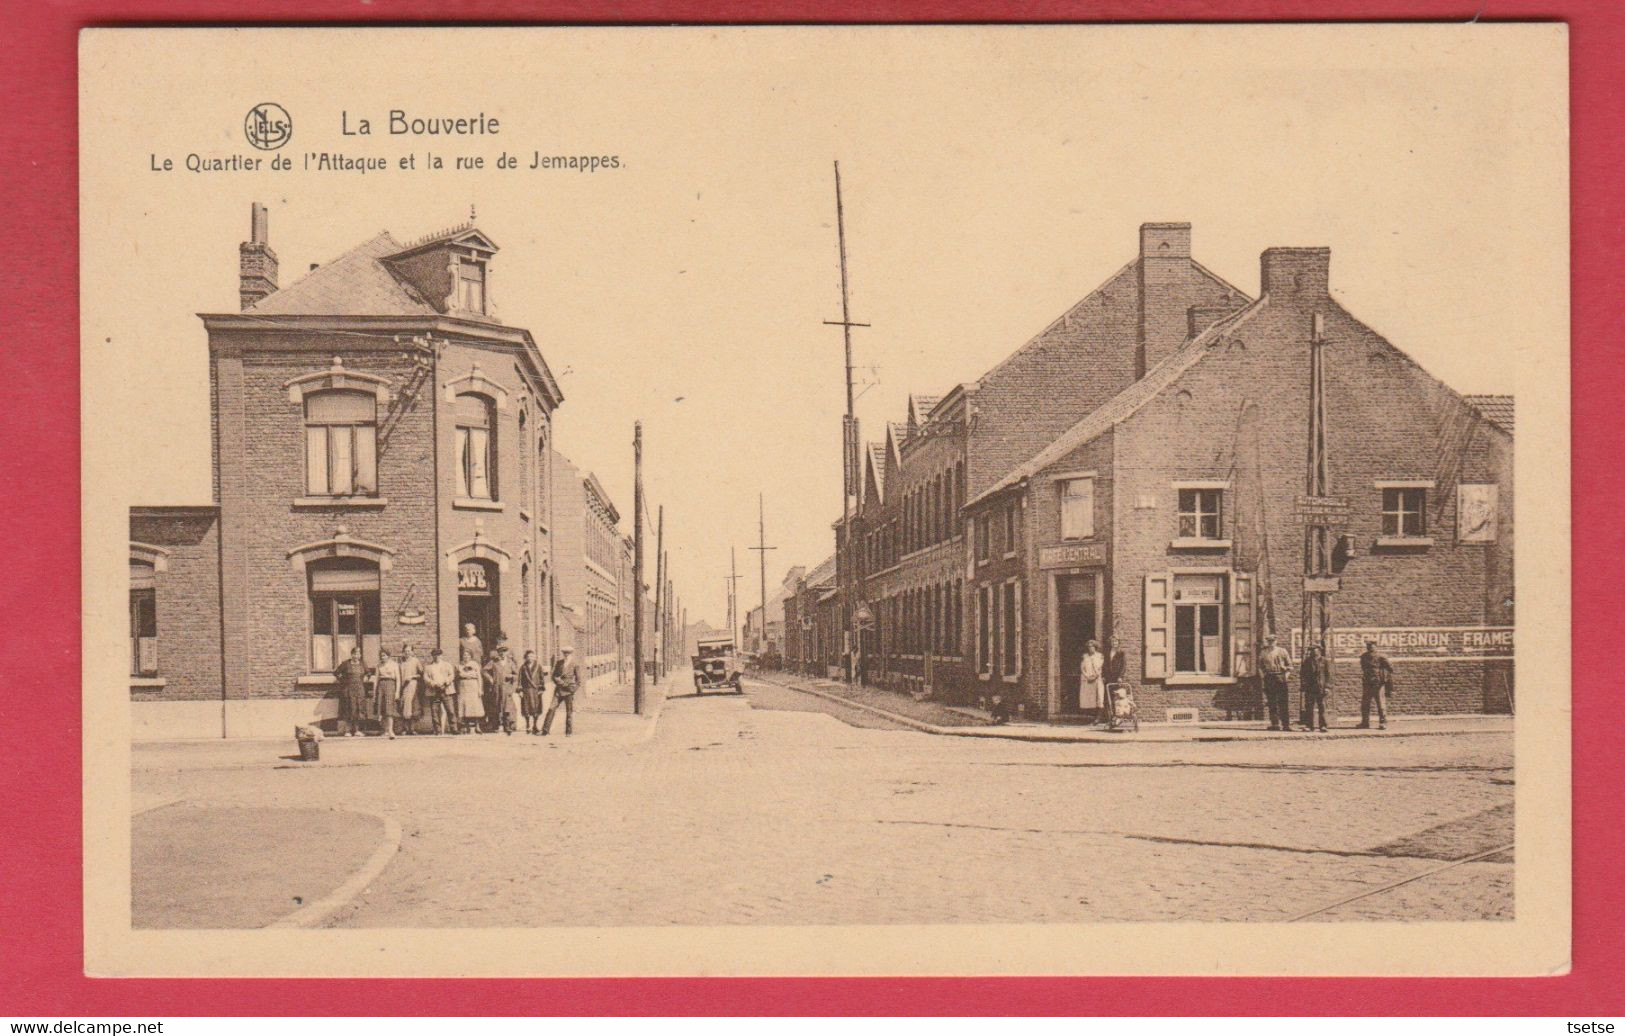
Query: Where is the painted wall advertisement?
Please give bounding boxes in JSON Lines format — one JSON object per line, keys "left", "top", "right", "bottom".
{"left": 1290, "top": 625, "right": 1514, "bottom": 662}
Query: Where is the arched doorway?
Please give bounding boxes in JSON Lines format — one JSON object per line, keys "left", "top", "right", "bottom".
{"left": 457, "top": 558, "right": 501, "bottom": 655}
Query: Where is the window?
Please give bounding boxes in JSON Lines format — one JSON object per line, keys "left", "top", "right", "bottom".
{"left": 976, "top": 514, "right": 990, "bottom": 561}
{"left": 1060, "top": 477, "right": 1095, "bottom": 540}
{"left": 1178, "top": 488, "right": 1223, "bottom": 540}
{"left": 1172, "top": 573, "right": 1227, "bottom": 676}
{"left": 1004, "top": 501, "right": 1019, "bottom": 555}
{"left": 1382, "top": 487, "right": 1427, "bottom": 537}
{"left": 977, "top": 584, "right": 992, "bottom": 675}
{"left": 130, "top": 561, "right": 157, "bottom": 677}
{"left": 1001, "top": 579, "right": 1020, "bottom": 677}
{"left": 455, "top": 393, "right": 497, "bottom": 500}
{"left": 456, "top": 261, "right": 487, "bottom": 313}
{"left": 309, "top": 557, "right": 382, "bottom": 672}
{"left": 304, "top": 390, "right": 377, "bottom": 497}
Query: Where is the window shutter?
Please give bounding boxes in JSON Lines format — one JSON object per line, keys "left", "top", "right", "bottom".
{"left": 1231, "top": 571, "right": 1255, "bottom": 678}
{"left": 1144, "top": 571, "right": 1172, "bottom": 679}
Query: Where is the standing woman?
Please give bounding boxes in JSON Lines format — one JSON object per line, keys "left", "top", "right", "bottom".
{"left": 397, "top": 643, "right": 423, "bottom": 735}
{"left": 334, "top": 646, "right": 370, "bottom": 737}
{"left": 518, "top": 649, "right": 546, "bottom": 735}
{"left": 374, "top": 650, "right": 402, "bottom": 739}
{"left": 457, "top": 655, "right": 485, "bottom": 733}
{"left": 1080, "top": 639, "right": 1107, "bottom": 724}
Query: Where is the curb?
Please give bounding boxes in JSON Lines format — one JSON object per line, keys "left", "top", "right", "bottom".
{"left": 760, "top": 674, "right": 1511, "bottom": 745}
{"left": 267, "top": 812, "right": 403, "bottom": 930}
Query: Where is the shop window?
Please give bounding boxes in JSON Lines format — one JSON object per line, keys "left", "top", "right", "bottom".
{"left": 130, "top": 560, "right": 158, "bottom": 677}
{"left": 455, "top": 393, "right": 498, "bottom": 500}
{"left": 304, "top": 390, "right": 377, "bottom": 497}
{"left": 1177, "top": 488, "right": 1224, "bottom": 540}
{"left": 1060, "top": 477, "right": 1095, "bottom": 540}
{"left": 456, "top": 260, "right": 487, "bottom": 314}
{"left": 1171, "top": 573, "right": 1227, "bottom": 676}
{"left": 308, "top": 557, "right": 382, "bottom": 673}
{"left": 1382, "top": 487, "right": 1427, "bottom": 537}
{"left": 1002, "top": 579, "right": 1021, "bottom": 678}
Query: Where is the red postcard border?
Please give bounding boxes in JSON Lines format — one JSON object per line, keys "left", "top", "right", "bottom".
{"left": 2, "top": 0, "right": 1619, "bottom": 1016}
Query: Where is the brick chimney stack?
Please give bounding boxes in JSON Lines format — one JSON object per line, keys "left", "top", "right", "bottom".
{"left": 1137, "top": 222, "right": 1194, "bottom": 377}
{"left": 1260, "top": 247, "right": 1330, "bottom": 299}
{"left": 238, "top": 202, "right": 278, "bottom": 310}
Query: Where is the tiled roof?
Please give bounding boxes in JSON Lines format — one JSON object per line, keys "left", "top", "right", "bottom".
{"left": 1463, "top": 394, "right": 1514, "bottom": 435}
{"left": 966, "top": 298, "right": 1267, "bottom": 507}
{"left": 248, "top": 232, "right": 437, "bottom": 317}
{"left": 868, "top": 442, "right": 888, "bottom": 497}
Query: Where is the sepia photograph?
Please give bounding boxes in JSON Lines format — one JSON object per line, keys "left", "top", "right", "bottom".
{"left": 78, "top": 24, "right": 1570, "bottom": 978}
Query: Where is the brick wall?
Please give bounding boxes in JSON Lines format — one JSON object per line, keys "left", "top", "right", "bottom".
{"left": 1106, "top": 250, "right": 1513, "bottom": 719}
{"left": 130, "top": 508, "right": 222, "bottom": 703}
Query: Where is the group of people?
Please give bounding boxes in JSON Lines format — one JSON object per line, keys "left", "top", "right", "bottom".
{"left": 1077, "top": 639, "right": 1131, "bottom": 726}
{"left": 331, "top": 623, "right": 584, "bottom": 738}
{"left": 1259, "top": 635, "right": 1396, "bottom": 732}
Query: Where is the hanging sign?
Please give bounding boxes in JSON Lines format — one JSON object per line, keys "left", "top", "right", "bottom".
{"left": 1303, "top": 575, "right": 1342, "bottom": 593}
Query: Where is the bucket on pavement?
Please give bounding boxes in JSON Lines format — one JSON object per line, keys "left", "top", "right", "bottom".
{"left": 294, "top": 724, "right": 322, "bottom": 762}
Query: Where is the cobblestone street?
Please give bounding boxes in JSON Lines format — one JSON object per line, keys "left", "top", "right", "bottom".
{"left": 133, "top": 678, "right": 1514, "bottom": 928}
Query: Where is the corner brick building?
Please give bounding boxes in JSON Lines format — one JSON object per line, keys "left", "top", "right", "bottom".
{"left": 963, "top": 242, "right": 1514, "bottom": 721}
{"left": 129, "top": 203, "right": 564, "bottom": 738}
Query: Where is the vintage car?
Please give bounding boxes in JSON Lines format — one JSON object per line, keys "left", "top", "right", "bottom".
{"left": 692, "top": 634, "right": 743, "bottom": 694}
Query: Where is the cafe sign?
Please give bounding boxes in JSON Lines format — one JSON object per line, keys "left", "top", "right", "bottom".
{"left": 1040, "top": 541, "right": 1106, "bottom": 569}
{"left": 458, "top": 561, "right": 491, "bottom": 593}
{"left": 1290, "top": 625, "right": 1513, "bottom": 662}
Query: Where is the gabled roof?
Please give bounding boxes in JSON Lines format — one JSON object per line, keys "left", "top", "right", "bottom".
{"left": 383, "top": 222, "right": 499, "bottom": 260}
{"left": 966, "top": 298, "right": 1266, "bottom": 508}
{"left": 247, "top": 232, "right": 437, "bottom": 317}
{"left": 1463, "top": 394, "right": 1515, "bottom": 435}
{"left": 866, "top": 442, "right": 888, "bottom": 499}
{"left": 909, "top": 394, "right": 941, "bottom": 426}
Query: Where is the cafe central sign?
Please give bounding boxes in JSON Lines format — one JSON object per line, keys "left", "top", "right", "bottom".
{"left": 1290, "top": 625, "right": 1514, "bottom": 662}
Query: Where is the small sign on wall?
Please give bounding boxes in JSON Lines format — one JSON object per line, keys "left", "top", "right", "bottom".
{"left": 1458, "top": 484, "right": 1499, "bottom": 543}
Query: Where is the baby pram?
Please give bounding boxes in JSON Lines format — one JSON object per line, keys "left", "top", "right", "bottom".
{"left": 1106, "top": 682, "right": 1138, "bottom": 733}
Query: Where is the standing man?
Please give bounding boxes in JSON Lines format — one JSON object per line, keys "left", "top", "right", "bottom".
{"left": 1300, "top": 643, "right": 1332, "bottom": 732}
{"left": 518, "top": 649, "right": 547, "bottom": 735}
{"left": 459, "top": 623, "right": 484, "bottom": 667}
{"left": 1258, "top": 634, "right": 1293, "bottom": 732}
{"left": 1359, "top": 640, "right": 1393, "bottom": 730}
{"left": 484, "top": 640, "right": 519, "bottom": 735}
{"left": 542, "top": 645, "right": 580, "bottom": 737}
{"left": 334, "top": 645, "right": 370, "bottom": 737}
{"left": 397, "top": 643, "right": 423, "bottom": 735}
{"left": 422, "top": 647, "right": 456, "bottom": 735}
{"left": 1103, "top": 637, "right": 1127, "bottom": 690}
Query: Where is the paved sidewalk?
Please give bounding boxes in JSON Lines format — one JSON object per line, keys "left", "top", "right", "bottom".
{"left": 132, "top": 673, "right": 682, "bottom": 776}
{"left": 759, "top": 672, "right": 1512, "bottom": 744}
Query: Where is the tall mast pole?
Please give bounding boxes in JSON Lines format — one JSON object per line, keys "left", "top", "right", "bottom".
{"left": 728, "top": 546, "right": 742, "bottom": 649}
{"left": 749, "top": 493, "right": 776, "bottom": 656}
{"left": 654, "top": 506, "right": 665, "bottom": 681}
{"left": 825, "top": 161, "right": 870, "bottom": 683}
{"left": 632, "top": 423, "right": 645, "bottom": 715}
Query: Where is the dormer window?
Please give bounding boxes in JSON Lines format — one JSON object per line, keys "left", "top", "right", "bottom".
{"left": 456, "top": 261, "right": 486, "bottom": 314}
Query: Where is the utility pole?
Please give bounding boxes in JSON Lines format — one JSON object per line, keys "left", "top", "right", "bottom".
{"left": 632, "top": 422, "right": 645, "bottom": 715}
{"left": 824, "top": 160, "right": 869, "bottom": 684}
{"left": 726, "top": 546, "right": 743, "bottom": 649}
{"left": 654, "top": 506, "right": 665, "bottom": 682}
{"left": 1298, "top": 312, "right": 1347, "bottom": 719}
{"left": 749, "top": 493, "right": 776, "bottom": 658}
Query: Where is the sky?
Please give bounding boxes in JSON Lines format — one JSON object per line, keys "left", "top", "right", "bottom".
{"left": 82, "top": 25, "right": 1567, "bottom": 631}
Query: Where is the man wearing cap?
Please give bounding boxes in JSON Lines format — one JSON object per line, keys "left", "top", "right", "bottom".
{"left": 1359, "top": 640, "right": 1393, "bottom": 730}
{"left": 1258, "top": 634, "right": 1293, "bottom": 732}
{"left": 542, "top": 646, "right": 581, "bottom": 736}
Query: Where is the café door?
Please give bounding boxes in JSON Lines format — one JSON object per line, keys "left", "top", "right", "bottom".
{"left": 457, "top": 559, "right": 501, "bottom": 652}
{"left": 1055, "top": 574, "right": 1098, "bottom": 712}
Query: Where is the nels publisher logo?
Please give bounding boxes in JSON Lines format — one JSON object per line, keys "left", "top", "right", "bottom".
{"left": 244, "top": 102, "right": 292, "bottom": 151}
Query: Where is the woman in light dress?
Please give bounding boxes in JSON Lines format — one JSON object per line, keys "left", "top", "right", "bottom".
{"left": 374, "top": 651, "right": 402, "bottom": 739}
{"left": 1079, "top": 639, "right": 1107, "bottom": 723}
{"left": 456, "top": 657, "right": 485, "bottom": 733}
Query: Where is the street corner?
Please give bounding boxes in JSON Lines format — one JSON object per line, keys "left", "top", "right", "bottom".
{"left": 133, "top": 801, "right": 399, "bottom": 929}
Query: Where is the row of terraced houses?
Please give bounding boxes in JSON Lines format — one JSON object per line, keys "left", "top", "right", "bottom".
{"left": 129, "top": 204, "right": 663, "bottom": 739}
{"left": 783, "top": 223, "right": 1514, "bottom": 723}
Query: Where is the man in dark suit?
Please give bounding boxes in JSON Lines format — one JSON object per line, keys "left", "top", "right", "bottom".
{"left": 1359, "top": 640, "right": 1393, "bottom": 730}
{"left": 542, "top": 646, "right": 581, "bottom": 736}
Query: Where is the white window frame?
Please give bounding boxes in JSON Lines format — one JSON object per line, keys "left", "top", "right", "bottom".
{"left": 1168, "top": 569, "right": 1230, "bottom": 682}
{"left": 303, "top": 391, "right": 379, "bottom": 499}
{"left": 1057, "top": 474, "right": 1096, "bottom": 541}
{"left": 1376, "top": 479, "right": 1434, "bottom": 545}
{"left": 1001, "top": 577, "right": 1022, "bottom": 682}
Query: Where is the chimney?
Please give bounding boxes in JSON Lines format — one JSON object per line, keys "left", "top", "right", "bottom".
{"left": 238, "top": 202, "right": 279, "bottom": 310}
{"left": 1260, "top": 247, "right": 1330, "bottom": 299}
{"left": 1136, "top": 222, "right": 1194, "bottom": 377}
